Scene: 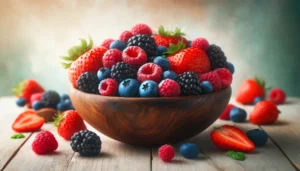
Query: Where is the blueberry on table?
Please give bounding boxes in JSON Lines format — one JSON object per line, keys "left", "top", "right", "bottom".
{"left": 32, "top": 101, "right": 45, "bottom": 110}
{"left": 247, "top": 129, "right": 268, "bottom": 147}
{"left": 230, "top": 107, "right": 247, "bottom": 122}
{"left": 57, "top": 102, "right": 69, "bottom": 111}
{"left": 16, "top": 98, "right": 26, "bottom": 107}
{"left": 60, "top": 94, "right": 70, "bottom": 101}
{"left": 139, "top": 80, "right": 158, "bottom": 97}
{"left": 179, "top": 143, "right": 200, "bottom": 159}
{"left": 118, "top": 78, "right": 140, "bottom": 97}
{"left": 253, "top": 97, "right": 263, "bottom": 105}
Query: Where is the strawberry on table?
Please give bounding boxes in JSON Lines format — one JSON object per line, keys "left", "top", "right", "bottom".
{"left": 236, "top": 77, "right": 266, "bottom": 104}
{"left": 250, "top": 101, "right": 280, "bottom": 125}
{"left": 12, "top": 79, "right": 44, "bottom": 104}
{"left": 153, "top": 26, "right": 188, "bottom": 48}
{"left": 12, "top": 110, "right": 45, "bottom": 132}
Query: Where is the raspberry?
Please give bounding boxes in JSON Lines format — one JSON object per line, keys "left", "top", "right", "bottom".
{"left": 158, "top": 79, "right": 181, "bottom": 97}
{"left": 269, "top": 88, "right": 286, "bottom": 104}
{"left": 102, "top": 49, "right": 123, "bottom": 68}
{"left": 32, "top": 130, "right": 58, "bottom": 154}
{"left": 101, "top": 38, "right": 114, "bottom": 49}
{"left": 137, "top": 63, "right": 163, "bottom": 83}
{"left": 192, "top": 38, "right": 209, "bottom": 51}
{"left": 131, "top": 23, "right": 152, "bottom": 36}
{"left": 215, "top": 68, "right": 232, "bottom": 88}
{"left": 158, "top": 144, "right": 175, "bottom": 162}
{"left": 99, "top": 78, "right": 118, "bottom": 96}
{"left": 199, "top": 71, "right": 221, "bottom": 92}
{"left": 119, "top": 30, "right": 133, "bottom": 43}
{"left": 122, "top": 46, "right": 147, "bottom": 68}
{"left": 219, "top": 104, "right": 235, "bottom": 120}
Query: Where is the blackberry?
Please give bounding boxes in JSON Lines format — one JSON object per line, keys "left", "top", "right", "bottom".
{"left": 77, "top": 72, "right": 100, "bottom": 94}
{"left": 127, "top": 34, "right": 156, "bottom": 57}
{"left": 71, "top": 130, "right": 101, "bottom": 156}
{"left": 111, "top": 62, "right": 137, "bottom": 82}
{"left": 176, "top": 71, "right": 202, "bottom": 96}
{"left": 40, "top": 90, "right": 60, "bottom": 109}
{"left": 206, "top": 44, "right": 227, "bottom": 69}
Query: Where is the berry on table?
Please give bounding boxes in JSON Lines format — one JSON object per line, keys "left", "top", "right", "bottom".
{"left": 111, "top": 62, "right": 137, "bottom": 83}
{"left": 163, "top": 70, "right": 177, "bottom": 80}
{"left": 101, "top": 38, "right": 114, "bottom": 49}
{"left": 119, "top": 30, "right": 134, "bottom": 43}
{"left": 247, "top": 129, "right": 268, "bottom": 147}
{"left": 230, "top": 107, "right": 247, "bottom": 122}
{"left": 30, "top": 92, "right": 43, "bottom": 108}
{"left": 16, "top": 98, "right": 26, "bottom": 107}
{"left": 60, "top": 94, "right": 70, "bottom": 101}
{"left": 122, "top": 46, "right": 147, "bottom": 68}
{"left": 139, "top": 80, "right": 159, "bottom": 97}
{"left": 109, "top": 40, "right": 127, "bottom": 51}
{"left": 32, "top": 130, "right": 58, "bottom": 154}
{"left": 201, "top": 81, "right": 213, "bottom": 94}
{"left": 158, "top": 79, "right": 181, "bottom": 97}
{"left": 226, "top": 61, "right": 235, "bottom": 74}
{"left": 253, "top": 97, "right": 263, "bottom": 104}
{"left": 250, "top": 101, "right": 279, "bottom": 125}
{"left": 137, "top": 63, "right": 163, "bottom": 83}
{"left": 153, "top": 56, "right": 170, "bottom": 71}
{"left": 199, "top": 71, "right": 222, "bottom": 92}
{"left": 118, "top": 79, "right": 140, "bottom": 97}
{"left": 179, "top": 143, "right": 200, "bottom": 159}
{"left": 269, "top": 88, "right": 286, "bottom": 104}
{"left": 158, "top": 144, "right": 175, "bottom": 162}
{"left": 12, "top": 110, "right": 45, "bottom": 132}
{"left": 64, "top": 99, "right": 72, "bottom": 106}
{"left": 176, "top": 71, "right": 202, "bottom": 96}
{"left": 97, "top": 67, "right": 111, "bottom": 81}
{"left": 99, "top": 78, "right": 119, "bottom": 96}
{"left": 40, "top": 90, "right": 60, "bottom": 109}
{"left": 127, "top": 34, "right": 157, "bottom": 57}
{"left": 12, "top": 79, "right": 45, "bottom": 103}
{"left": 32, "top": 101, "right": 45, "bottom": 110}
{"left": 71, "top": 130, "right": 102, "bottom": 156}
{"left": 214, "top": 68, "right": 232, "bottom": 89}
{"left": 156, "top": 46, "right": 168, "bottom": 56}
{"left": 219, "top": 104, "right": 235, "bottom": 120}
{"left": 131, "top": 23, "right": 152, "bottom": 36}
{"left": 56, "top": 102, "right": 69, "bottom": 111}
{"left": 206, "top": 44, "right": 227, "bottom": 70}
{"left": 102, "top": 49, "right": 123, "bottom": 68}
{"left": 191, "top": 37, "right": 209, "bottom": 52}
{"left": 77, "top": 72, "right": 100, "bottom": 94}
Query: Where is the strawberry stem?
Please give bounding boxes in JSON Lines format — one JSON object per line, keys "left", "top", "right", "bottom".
{"left": 52, "top": 112, "right": 64, "bottom": 127}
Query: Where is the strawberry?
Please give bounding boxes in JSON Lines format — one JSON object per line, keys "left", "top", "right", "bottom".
{"left": 236, "top": 78, "right": 266, "bottom": 104}
{"left": 211, "top": 125, "right": 255, "bottom": 153}
{"left": 61, "top": 36, "right": 108, "bottom": 88}
{"left": 29, "top": 92, "right": 43, "bottom": 108}
{"left": 53, "top": 110, "right": 86, "bottom": 140}
{"left": 153, "top": 26, "right": 188, "bottom": 48}
{"left": 12, "top": 80, "right": 44, "bottom": 103}
{"left": 250, "top": 101, "right": 279, "bottom": 125}
{"left": 12, "top": 110, "right": 45, "bottom": 132}
{"left": 32, "top": 130, "right": 58, "bottom": 154}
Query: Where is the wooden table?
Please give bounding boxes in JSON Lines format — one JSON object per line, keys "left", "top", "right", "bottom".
{"left": 0, "top": 96, "right": 299, "bottom": 171}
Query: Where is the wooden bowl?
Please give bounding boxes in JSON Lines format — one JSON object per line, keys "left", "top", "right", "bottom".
{"left": 70, "top": 87, "right": 231, "bottom": 146}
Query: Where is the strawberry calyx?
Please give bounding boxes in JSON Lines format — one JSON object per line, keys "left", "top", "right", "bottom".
{"left": 60, "top": 35, "right": 94, "bottom": 69}
{"left": 12, "top": 80, "right": 26, "bottom": 97}
{"left": 254, "top": 77, "right": 272, "bottom": 91}
{"left": 158, "top": 26, "right": 185, "bottom": 37}
{"left": 163, "top": 40, "right": 186, "bottom": 57}
{"left": 52, "top": 112, "right": 64, "bottom": 127}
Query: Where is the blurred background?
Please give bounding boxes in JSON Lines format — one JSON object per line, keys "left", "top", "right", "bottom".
{"left": 0, "top": 0, "right": 300, "bottom": 97}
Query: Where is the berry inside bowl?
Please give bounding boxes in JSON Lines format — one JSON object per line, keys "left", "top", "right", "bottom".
{"left": 70, "top": 86, "right": 231, "bottom": 146}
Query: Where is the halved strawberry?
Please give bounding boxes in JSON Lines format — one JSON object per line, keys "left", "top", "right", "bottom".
{"left": 211, "top": 125, "right": 255, "bottom": 153}
{"left": 12, "top": 110, "right": 45, "bottom": 132}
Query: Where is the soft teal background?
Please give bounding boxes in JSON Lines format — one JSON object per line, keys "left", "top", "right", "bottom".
{"left": 0, "top": 0, "right": 300, "bottom": 97}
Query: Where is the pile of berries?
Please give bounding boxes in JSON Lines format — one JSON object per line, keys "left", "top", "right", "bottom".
{"left": 61, "top": 23, "right": 234, "bottom": 97}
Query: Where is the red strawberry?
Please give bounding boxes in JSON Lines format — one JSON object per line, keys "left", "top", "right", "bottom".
{"left": 131, "top": 23, "right": 152, "bottom": 36}
{"left": 101, "top": 38, "right": 114, "bottom": 49}
{"left": 12, "top": 110, "right": 45, "bottom": 132}
{"left": 53, "top": 110, "right": 86, "bottom": 140}
{"left": 32, "top": 130, "right": 58, "bottom": 154}
{"left": 236, "top": 78, "right": 266, "bottom": 104}
{"left": 191, "top": 37, "right": 209, "bottom": 51}
{"left": 269, "top": 88, "right": 286, "bottom": 104}
{"left": 12, "top": 80, "right": 44, "bottom": 103}
{"left": 119, "top": 30, "right": 133, "bottom": 43}
{"left": 61, "top": 36, "right": 108, "bottom": 88}
{"left": 153, "top": 26, "right": 188, "bottom": 48}
{"left": 102, "top": 49, "right": 123, "bottom": 68}
{"left": 219, "top": 104, "right": 235, "bottom": 120}
{"left": 215, "top": 68, "right": 232, "bottom": 88}
{"left": 199, "top": 71, "right": 222, "bottom": 92}
{"left": 211, "top": 125, "right": 255, "bottom": 153}
{"left": 29, "top": 92, "right": 43, "bottom": 108}
{"left": 250, "top": 101, "right": 279, "bottom": 125}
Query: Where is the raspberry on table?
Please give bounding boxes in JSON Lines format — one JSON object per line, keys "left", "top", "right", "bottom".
{"left": 99, "top": 78, "right": 118, "bottom": 96}
{"left": 158, "top": 79, "right": 181, "bottom": 97}
{"left": 77, "top": 72, "right": 100, "bottom": 94}
{"left": 122, "top": 46, "right": 147, "bottom": 68}
{"left": 269, "top": 88, "right": 286, "bottom": 104}
{"left": 199, "top": 71, "right": 222, "bottom": 92}
{"left": 137, "top": 63, "right": 163, "bottom": 83}
{"left": 214, "top": 68, "right": 232, "bottom": 89}
{"left": 192, "top": 38, "right": 209, "bottom": 52}
{"left": 158, "top": 144, "right": 175, "bottom": 162}
{"left": 71, "top": 130, "right": 102, "bottom": 156}
{"left": 101, "top": 38, "right": 114, "bottom": 49}
{"left": 131, "top": 23, "right": 152, "bottom": 36}
{"left": 176, "top": 71, "right": 202, "bottom": 96}
{"left": 102, "top": 49, "right": 123, "bottom": 68}
{"left": 32, "top": 130, "right": 58, "bottom": 154}
{"left": 111, "top": 62, "right": 137, "bottom": 83}
{"left": 119, "top": 30, "right": 134, "bottom": 43}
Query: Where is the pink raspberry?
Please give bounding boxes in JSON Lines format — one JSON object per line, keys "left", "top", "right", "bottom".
{"left": 99, "top": 78, "right": 118, "bottom": 96}
{"left": 102, "top": 49, "right": 123, "bottom": 68}
{"left": 192, "top": 38, "right": 209, "bottom": 52}
{"left": 101, "top": 38, "right": 114, "bottom": 49}
{"left": 137, "top": 63, "right": 162, "bottom": 83}
{"left": 269, "top": 88, "right": 286, "bottom": 104}
{"left": 122, "top": 46, "right": 147, "bottom": 68}
{"left": 219, "top": 104, "right": 235, "bottom": 120}
{"left": 131, "top": 23, "right": 152, "bottom": 36}
{"left": 32, "top": 130, "right": 58, "bottom": 154}
{"left": 158, "top": 79, "right": 181, "bottom": 97}
{"left": 158, "top": 144, "right": 175, "bottom": 162}
{"left": 199, "top": 71, "right": 221, "bottom": 92}
{"left": 215, "top": 68, "right": 232, "bottom": 88}
{"left": 119, "top": 30, "right": 133, "bottom": 43}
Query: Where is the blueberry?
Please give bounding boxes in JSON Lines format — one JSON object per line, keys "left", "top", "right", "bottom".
{"left": 139, "top": 80, "right": 158, "bottom": 97}
{"left": 16, "top": 98, "right": 26, "bottom": 107}
{"left": 156, "top": 46, "right": 168, "bottom": 56}
{"left": 56, "top": 102, "right": 69, "bottom": 111}
{"left": 253, "top": 97, "right": 263, "bottom": 104}
{"left": 163, "top": 70, "right": 177, "bottom": 80}
{"left": 188, "top": 40, "right": 192, "bottom": 47}
{"left": 179, "top": 143, "right": 200, "bottom": 159}
{"left": 153, "top": 56, "right": 170, "bottom": 71}
{"left": 109, "top": 40, "right": 127, "bottom": 51}
{"left": 229, "top": 107, "right": 247, "bottom": 122}
{"left": 60, "top": 94, "right": 70, "bottom": 101}
{"left": 226, "top": 62, "right": 235, "bottom": 74}
{"left": 247, "top": 129, "right": 268, "bottom": 147}
{"left": 64, "top": 99, "right": 72, "bottom": 106}
{"left": 97, "top": 67, "right": 111, "bottom": 81}
{"left": 32, "top": 101, "right": 45, "bottom": 110}
{"left": 201, "top": 81, "right": 213, "bottom": 93}
{"left": 118, "top": 79, "right": 140, "bottom": 97}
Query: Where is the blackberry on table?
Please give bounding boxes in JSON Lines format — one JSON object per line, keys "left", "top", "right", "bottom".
{"left": 40, "top": 90, "right": 60, "bottom": 109}
{"left": 127, "top": 34, "right": 157, "bottom": 57}
{"left": 111, "top": 62, "right": 137, "bottom": 82}
{"left": 206, "top": 44, "right": 227, "bottom": 69}
{"left": 77, "top": 72, "right": 100, "bottom": 94}
{"left": 71, "top": 130, "right": 101, "bottom": 156}
{"left": 176, "top": 71, "right": 202, "bottom": 96}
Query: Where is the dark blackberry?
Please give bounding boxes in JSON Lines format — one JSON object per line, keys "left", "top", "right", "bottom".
{"left": 127, "top": 34, "right": 156, "bottom": 57}
{"left": 71, "top": 130, "right": 101, "bottom": 156}
{"left": 40, "top": 90, "right": 60, "bottom": 109}
{"left": 176, "top": 71, "right": 202, "bottom": 96}
{"left": 77, "top": 72, "right": 100, "bottom": 94}
{"left": 206, "top": 44, "right": 227, "bottom": 69}
{"left": 111, "top": 62, "right": 137, "bottom": 82}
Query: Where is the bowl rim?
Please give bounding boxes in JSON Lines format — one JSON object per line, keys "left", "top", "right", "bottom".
{"left": 71, "top": 86, "right": 231, "bottom": 101}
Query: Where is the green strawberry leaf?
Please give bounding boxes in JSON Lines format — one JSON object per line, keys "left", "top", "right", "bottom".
{"left": 157, "top": 26, "right": 185, "bottom": 37}
{"left": 227, "top": 151, "right": 246, "bottom": 161}
{"left": 11, "top": 133, "right": 25, "bottom": 139}
{"left": 163, "top": 40, "right": 186, "bottom": 56}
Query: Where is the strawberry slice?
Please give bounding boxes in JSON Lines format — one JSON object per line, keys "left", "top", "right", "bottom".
{"left": 12, "top": 110, "right": 45, "bottom": 132}
{"left": 211, "top": 125, "right": 255, "bottom": 153}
